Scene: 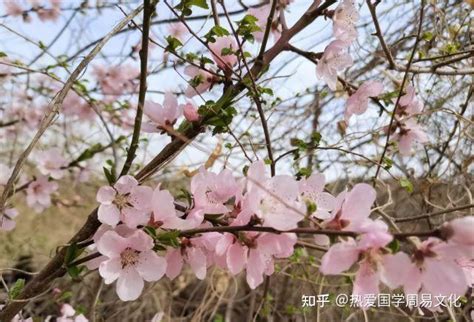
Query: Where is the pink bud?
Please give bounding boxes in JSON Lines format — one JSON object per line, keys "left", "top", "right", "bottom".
{"left": 183, "top": 101, "right": 200, "bottom": 122}
{"left": 442, "top": 216, "right": 474, "bottom": 246}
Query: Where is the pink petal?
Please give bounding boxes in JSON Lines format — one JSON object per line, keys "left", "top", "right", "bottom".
{"left": 422, "top": 257, "right": 469, "bottom": 297}
{"left": 114, "top": 175, "right": 138, "bottom": 195}
{"left": 96, "top": 231, "right": 127, "bottom": 258}
{"left": 163, "top": 92, "right": 178, "bottom": 110}
{"left": 98, "top": 204, "right": 120, "bottom": 227}
{"left": 152, "top": 187, "right": 176, "bottom": 223}
{"left": 380, "top": 252, "right": 412, "bottom": 289}
{"left": 402, "top": 264, "right": 422, "bottom": 295}
{"left": 257, "top": 233, "right": 296, "bottom": 258}
{"left": 209, "top": 36, "right": 238, "bottom": 70}
{"left": 121, "top": 206, "right": 150, "bottom": 228}
{"left": 98, "top": 258, "right": 122, "bottom": 284}
{"left": 246, "top": 249, "right": 265, "bottom": 289}
{"left": 187, "top": 247, "right": 207, "bottom": 280}
{"left": 320, "top": 239, "right": 359, "bottom": 275}
{"left": 128, "top": 186, "right": 153, "bottom": 211}
{"left": 226, "top": 243, "right": 248, "bottom": 275}
{"left": 353, "top": 261, "right": 380, "bottom": 309}
{"left": 342, "top": 183, "right": 376, "bottom": 226}
{"left": 215, "top": 233, "right": 234, "bottom": 256}
{"left": 136, "top": 251, "right": 167, "bottom": 282}
{"left": 182, "top": 101, "right": 200, "bottom": 122}
{"left": 116, "top": 268, "right": 144, "bottom": 301}
{"left": 126, "top": 230, "right": 154, "bottom": 252}
{"left": 165, "top": 249, "right": 183, "bottom": 280}
{"left": 444, "top": 216, "right": 474, "bottom": 246}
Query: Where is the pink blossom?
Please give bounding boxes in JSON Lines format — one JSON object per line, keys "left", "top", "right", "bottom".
{"left": 319, "top": 224, "right": 415, "bottom": 309}
{"left": 456, "top": 257, "right": 474, "bottom": 287}
{"left": 184, "top": 65, "right": 215, "bottom": 98}
{"left": 396, "top": 85, "right": 423, "bottom": 116}
{"left": 36, "top": 148, "right": 67, "bottom": 179}
{"left": 23, "top": 106, "right": 44, "bottom": 129}
{"left": 151, "top": 185, "right": 203, "bottom": 229}
{"left": 399, "top": 238, "right": 471, "bottom": 305}
{"left": 392, "top": 118, "right": 428, "bottom": 156}
{"left": 299, "top": 172, "right": 336, "bottom": 219}
{"left": 316, "top": 40, "right": 353, "bottom": 90}
{"left": 344, "top": 80, "right": 384, "bottom": 123}
{"left": 57, "top": 303, "right": 88, "bottom": 322}
{"left": 441, "top": 216, "right": 474, "bottom": 246}
{"left": 26, "top": 175, "right": 58, "bottom": 213}
{"left": 209, "top": 36, "right": 238, "bottom": 71}
{"left": 1, "top": 207, "right": 18, "bottom": 231}
{"left": 324, "top": 183, "right": 377, "bottom": 232}
{"left": 92, "top": 64, "right": 138, "bottom": 99}
{"left": 63, "top": 91, "right": 95, "bottom": 121}
{"left": 97, "top": 229, "right": 167, "bottom": 301}
{"left": 181, "top": 100, "right": 200, "bottom": 122}
{"left": 4, "top": 2, "right": 24, "bottom": 16}
{"left": 247, "top": 3, "right": 287, "bottom": 42}
{"left": 239, "top": 161, "right": 305, "bottom": 230}
{"left": 36, "top": 7, "right": 60, "bottom": 22}
{"left": 333, "top": 0, "right": 359, "bottom": 44}
{"left": 215, "top": 232, "right": 297, "bottom": 289}
{"left": 143, "top": 92, "right": 182, "bottom": 133}
{"left": 96, "top": 175, "right": 152, "bottom": 228}
{"left": 85, "top": 224, "right": 136, "bottom": 270}
{"left": 168, "top": 22, "right": 187, "bottom": 39}
{"left": 165, "top": 239, "right": 208, "bottom": 280}
{"left": 190, "top": 167, "right": 239, "bottom": 215}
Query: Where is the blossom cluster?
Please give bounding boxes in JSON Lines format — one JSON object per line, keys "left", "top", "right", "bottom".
{"left": 315, "top": 0, "right": 428, "bottom": 155}
{"left": 84, "top": 163, "right": 474, "bottom": 305}
{"left": 4, "top": 0, "right": 62, "bottom": 23}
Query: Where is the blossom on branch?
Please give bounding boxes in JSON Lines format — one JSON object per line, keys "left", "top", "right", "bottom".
{"left": 316, "top": 40, "right": 353, "bottom": 90}
{"left": 344, "top": 80, "right": 384, "bottom": 123}
{"left": 26, "top": 175, "right": 58, "bottom": 213}
{"left": 36, "top": 148, "right": 67, "bottom": 179}
{"left": 143, "top": 92, "right": 183, "bottom": 133}
{"left": 97, "top": 229, "right": 167, "bottom": 301}
{"left": 333, "top": 0, "right": 359, "bottom": 44}
{"left": 96, "top": 175, "right": 152, "bottom": 228}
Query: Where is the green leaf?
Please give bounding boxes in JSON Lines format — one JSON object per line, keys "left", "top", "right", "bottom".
{"left": 382, "top": 157, "right": 393, "bottom": 170}
{"left": 156, "top": 230, "right": 181, "bottom": 247}
{"left": 103, "top": 166, "right": 116, "bottom": 185}
{"left": 399, "top": 177, "right": 414, "bottom": 193}
{"left": 290, "top": 138, "right": 307, "bottom": 150}
{"left": 422, "top": 31, "right": 434, "bottom": 41}
{"left": 9, "top": 279, "right": 25, "bottom": 299}
{"left": 175, "top": 0, "right": 208, "bottom": 16}
{"left": 165, "top": 36, "right": 183, "bottom": 53}
{"left": 205, "top": 25, "right": 230, "bottom": 43}
{"left": 67, "top": 265, "right": 84, "bottom": 279}
{"left": 236, "top": 14, "right": 262, "bottom": 43}
{"left": 387, "top": 239, "right": 400, "bottom": 253}
{"left": 75, "top": 143, "right": 104, "bottom": 163}
{"left": 189, "top": 0, "right": 208, "bottom": 9}
{"left": 306, "top": 201, "right": 316, "bottom": 216}
{"left": 296, "top": 167, "right": 312, "bottom": 179}
{"left": 65, "top": 243, "right": 78, "bottom": 264}
{"left": 0, "top": 52, "right": 7, "bottom": 58}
